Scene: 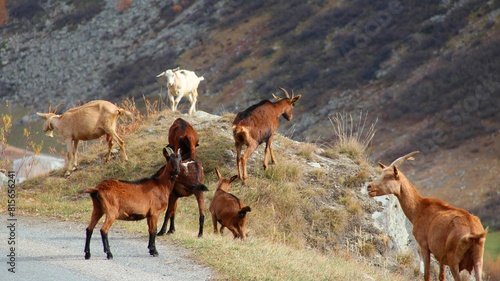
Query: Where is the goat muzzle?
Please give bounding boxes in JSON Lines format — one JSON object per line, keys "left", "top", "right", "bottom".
{"left": 366, "top": 184, "right": 377, "bottom": 197}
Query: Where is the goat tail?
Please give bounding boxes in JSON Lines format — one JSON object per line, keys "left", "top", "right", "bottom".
{"left": 118, "top": 108, "right": 134, "bottom": 120}
{"left": 237, "top": 206, "right": 252, "bottom": 218}
{"left": 464, "top": 227, "right": 488, "bottom": 244}
{"left": 82, "top": 187, "right": 99, "bottom": 199}
{"left": 192, "top": 184, "right": 209, "bottom": 192}
{"left": 199, "top": 76, "right": 205, "bottom": 81}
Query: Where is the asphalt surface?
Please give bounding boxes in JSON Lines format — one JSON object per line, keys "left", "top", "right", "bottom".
{"left": 0, "top": 214, "right": 213, "bottom": 281}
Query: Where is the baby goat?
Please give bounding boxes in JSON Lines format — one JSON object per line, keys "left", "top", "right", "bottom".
{"left": 232, "top": 87, "right": 301, "bottom": 184}
{"left": 157, "top": 158, "right": 209, "bottom": 237}
{"left": 367, "top": 151, "right": 487, "bottom": 281}
{"left": 37, "top": 100, "right": 133, "bottom": 176}
{"left": 83, "top": 147, "right": 182, "bottom": 260}
{"left": 209, "top": 169, "right": 251, "bottom": 240}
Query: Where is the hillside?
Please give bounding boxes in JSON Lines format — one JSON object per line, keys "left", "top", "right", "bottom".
{"left": 1, "top": 0, "right": 499, "bottom": 227}
{"left": 3, "top": 108, "right": 417, "bottom": 280}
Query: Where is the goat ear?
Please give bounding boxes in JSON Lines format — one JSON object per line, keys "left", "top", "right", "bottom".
{"left": 36, "top": 112, "right": 49, "bottom": 119}
{"left": 290, "top": 95, "right": 301, "bottom": 104}
{"left": 378, "top": 162, "right": 386, "bottom": 169}
{"left": 393, "top": 166, "right": 399, "bottom": 180}
{"left": 215, "top": 168, "right": 222, "bottom": 180}
{"left": 229, "top": 175, "right": 238, "bottom": 183}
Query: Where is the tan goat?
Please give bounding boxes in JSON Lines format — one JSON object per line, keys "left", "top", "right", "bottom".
{"left": 367, "top": 151, "right": 487, "bottom": 281}
{"left": 210, "top": 169, "right": 251, "bottom": 240}
{"left": 37, "top": 100, "right": 133, "bottom": 176}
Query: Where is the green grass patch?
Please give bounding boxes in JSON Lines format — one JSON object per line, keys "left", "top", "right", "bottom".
{"left": 485, "top": 231, "right": 500, "bottom": 258}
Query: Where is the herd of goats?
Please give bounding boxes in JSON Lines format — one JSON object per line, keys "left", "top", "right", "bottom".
{"left": 34, "top": 68, "right": 488, "bottom": 280}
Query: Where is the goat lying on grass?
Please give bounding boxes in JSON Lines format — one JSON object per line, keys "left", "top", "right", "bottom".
{"left": 156, "top": 68, "right": 204, "bottom": 115}
{"left": 232, "top": 87, "right": 301, "bottom": 184}
{"left": 209, "top": 169, "right": 251, "bottom": 240}
{"left": 367, "top": 151, "right": 487, "bottom": 281}
{"left": 37, "top": 100, "right": 133, "bottom": 176}
{"left": 83, "top": 147, "right": 181, "bottom": 260}
{"left": 156, "top": 158, "right": 209, "bottom": 237}
{"left": 167, "top": 118, "right": 199, "bottom": 160}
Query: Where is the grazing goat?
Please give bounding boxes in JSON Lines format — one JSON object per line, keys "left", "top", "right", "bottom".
{"left": 83, "top": 147, "right": 182, "bottom": 260}
{"left": 367, "top": 151, "right": 487, "bottom": 281}
{"left": 36, "top": 100, "right": 133, "bottom": 176}
{"left": 157, "top": 158, "right": 208, "bottom": 237}
{"left": 156, "top": 68, "right": 204, "bottom": 115}
{"left": 167, "top": 118, "right": 199, "bottom": 160}
{"left": 232, "top": 87, "right": 301, "bottom": 184}
{"left": 209, "top": 169, "right": 251, "bottom": 240}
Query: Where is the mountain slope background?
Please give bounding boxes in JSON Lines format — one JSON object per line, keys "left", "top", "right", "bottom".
{"left": 1, "top": 0, "right": 499, "bottom": 228}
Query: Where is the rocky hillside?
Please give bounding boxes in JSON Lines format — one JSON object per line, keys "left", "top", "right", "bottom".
{"left": 1, "top": 0, "right": 499, "bottom": 224}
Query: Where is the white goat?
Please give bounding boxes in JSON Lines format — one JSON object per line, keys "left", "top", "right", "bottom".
{"left": 156, "top": 68, "right": 204, "bottom": 115}
{"left": 36, "top": 100, "right": 133, "bottom": 176}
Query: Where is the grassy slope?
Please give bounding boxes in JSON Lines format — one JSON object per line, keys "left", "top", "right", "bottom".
{"left": 1, "top": 109, "right": 411, "bottom": 281}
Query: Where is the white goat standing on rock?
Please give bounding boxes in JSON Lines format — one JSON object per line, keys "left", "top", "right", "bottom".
{"left": 36, "top": 100, "right": 133, "bottom": 176}
{"left": 156, "top": 68, "right": 204, "bottom": 115}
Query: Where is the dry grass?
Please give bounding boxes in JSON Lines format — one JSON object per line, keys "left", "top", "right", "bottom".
{"left": 0, "top": 105, "right": 411, "bottom": 281}
{"left": 329, "top": 111, "right": 377, "bottom": 162}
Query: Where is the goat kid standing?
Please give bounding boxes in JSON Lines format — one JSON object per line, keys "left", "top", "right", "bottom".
{"left": 232, "top": 87, "right": 301, "bottom": 184}
{"left": 83, "top": 147, "right": 182, "bottom": 259}
{"left": 367, "top": 151, "right": 487, "bottom": 281}
{"left": 210, "top": 169, "right": 251, "bottom": 240}
{"left": 37, "top": 100, "right": 133, "bottom": 176}
{"left": 156, "top": 68, "right": 204, "bottom": 115}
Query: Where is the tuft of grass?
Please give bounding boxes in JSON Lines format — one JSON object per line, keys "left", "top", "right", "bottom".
{"left": 296, "top": 142, "right": 317, "bottom": 160}
{"left": 329, "top": 111, "right": 377, "bottom": 161}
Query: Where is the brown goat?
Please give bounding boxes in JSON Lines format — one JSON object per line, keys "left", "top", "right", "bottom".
{"left": 37, "top": 100, "right": 133, "bottom": 176}
{"left": 209, "top": 169, "right": 251, "bottom": 240}
{"left": 83, "top": 147, "right": 182, "bottom": 260}
{"left": 367, "top": 151, "right": 487, "bottom": 281}
{"left": 167, "top": 118, "right": 199, "bottom": 160}
{"left": 156, "top": 158, "right": 209, "bottom": 237}
{"left": 232, "top": 87, "right": 301, "bottom": 184}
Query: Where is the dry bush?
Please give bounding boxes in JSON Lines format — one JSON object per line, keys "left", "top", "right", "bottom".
{"left": 329, "top": 111, "right": 376, "bottom": 162}
{"left": 0, "top": 0, "right": 8, "bottom": 26}
{"left": 115, "top": 0, "right": 132, "bottom": 12}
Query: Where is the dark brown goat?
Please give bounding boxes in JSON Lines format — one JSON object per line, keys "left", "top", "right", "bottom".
{"left": 156, "top": 158, "right": 209, "bottom": 237}
{"left": 209, "top": 169, "right": 251, "bottom": 240}
{"left": 83, "top": 147, "right": 182, "bottom": 260}
{"left": 168, "top": 118, "right": 199, "bottom": 160}
{"left": 232, "top": 87, "right": 301, "bottom": 184}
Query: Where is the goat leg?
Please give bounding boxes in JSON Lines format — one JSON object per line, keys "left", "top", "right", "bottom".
{"left": 100, "top": 229, "right": 113, "bottom": 260}
{"left": 148, "top": 231, "right": 158, "bottom": 257}
{"left": 84, "top": 228, "right": 93, "bottom": 259}
{"left": 197, "top": 214, "right": 204, "bottom": 238}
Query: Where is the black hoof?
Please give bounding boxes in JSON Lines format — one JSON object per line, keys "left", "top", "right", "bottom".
{"left": 150, "top": 250, "right": 159, "bottom": 257}
{"left": 107, "top": 253, "right": 113, "bottom": 260}
{"left": 84, "top": 253, "right": 91, "bottom": 260}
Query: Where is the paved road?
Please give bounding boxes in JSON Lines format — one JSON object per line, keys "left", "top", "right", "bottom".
{"left": 0, "top": 214, "right": 213, "bottom": 281}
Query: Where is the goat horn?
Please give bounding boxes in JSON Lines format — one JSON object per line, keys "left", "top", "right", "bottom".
{"left": 291, "top": 89, "right": 295, "bottom": 99}
{"left": 165, "top": 146, "right": 174, "bottom": 155}
{"left": 47, "top": 102, "right": 52, "bottom": 113}
{"left": 272, "top": 93, "right": 282, "bottom": 101}
{"left": 52, "top": 103, "right": 64, "bottom": 114}
{"left": 279, "top": 87, "right": 290, "bottom": 99}
{"left": 389, "top": 151, "right": 419, "bottom": 167}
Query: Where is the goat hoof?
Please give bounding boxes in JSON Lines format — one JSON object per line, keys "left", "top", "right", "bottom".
{"left": 106, "top": 253, "right": 113, "bottom": 260}
{"left": 150, "top": 250, "right": 159, "bottom": 257}
{"left": 84, "top": 253, "right": 91, "bottom": 260}
{"left": 157, "top": 230, "right": 166, "bottom": 236}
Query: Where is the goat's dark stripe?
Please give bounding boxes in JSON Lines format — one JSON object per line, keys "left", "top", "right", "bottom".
{"left": 178, "top": 118, "right": 188, "bottom": 131}
{"left": 235, "top": 100, "right": 270, "bottom": 121}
